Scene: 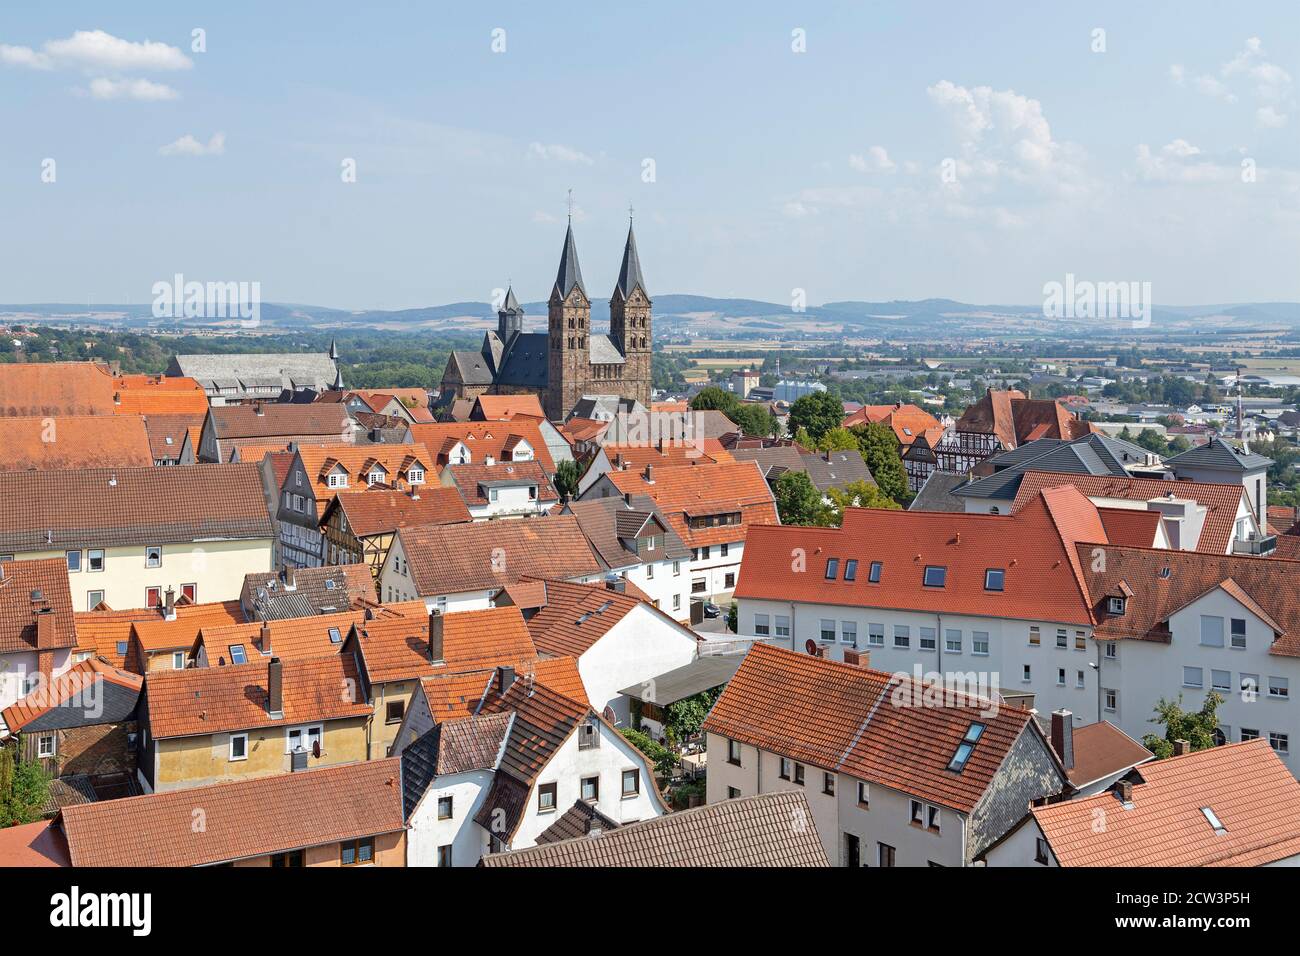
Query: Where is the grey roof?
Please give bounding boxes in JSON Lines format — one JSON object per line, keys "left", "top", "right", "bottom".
{"left": 615, "top": 223, "right": 648, "bottom": 300}
{"left": 909, "top": 470, "right": 970, "bottom": 513}
{"left": 1165, "top": 436, "right": 1272, "bottom": 472}
{"left": 494, "top": 333, "right": 551, "bottom": 388}
{"left": 800, "top": 449, "right": 876, "bottom": 492}
{"left": 729, "top": 445, "right": 806, "bottom": 479}
{"left": 501, "top": 285, "right": 522, "bottom": 313}
{"left": 554, "top": 223, "right": 587, "bottom": 299}
{"left": 168, "top": 352, "right": 338, "bottom": 394}
{"left": 564, "top": 493, "right": 691, "bottom": 569}
{"left": 481, "top": 790, "right": 830, "bottom": 867}
{"left": 618, "top": 652, "right": 744, "bottom": 704}
{"left": 400, "top": 712, "right": 513, "bottom": 819}
{"left": 588, "top": 334, "right": 626, "bottom": 366}
{"left": 449, "top": 349, "right": 495, "bottom": 386}
{"left": 21, "top": 680, "right": 141, "bottom": 732}
{"left": 955, "top": 434, "right": 1147, "bottom": 501}
{"left": 242, "top": 566, "right": 375, "bottom": 621}
{"left": 536, "top": 800, "right": 621, "bottom": 844}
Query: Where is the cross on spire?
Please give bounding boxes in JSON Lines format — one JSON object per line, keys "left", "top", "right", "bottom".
{"left": 627, "top": 202, "right": 634, "bottom": 222}
{"left": 567, "top": 188, "right": 574, "bottom": 223}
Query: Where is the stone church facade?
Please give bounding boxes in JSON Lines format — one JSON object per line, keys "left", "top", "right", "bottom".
{"left": 440, "top": 220, "right": 652, "bottom": 421}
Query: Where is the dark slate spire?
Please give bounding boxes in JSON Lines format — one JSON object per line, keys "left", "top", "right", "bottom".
{"left": 502, "top": 285, "right": 521, "bottom": 313}
{"left": 554, "top": 223, "right": 586, "bottom": 299}
{"left": 615, "top": 221, "right": 648, "bottom": 299}
{"left": 331, "top": 365, "right": 345, "bottom": 391}
{"left": 328, "top": 338, "right": 340, "bottom": 360}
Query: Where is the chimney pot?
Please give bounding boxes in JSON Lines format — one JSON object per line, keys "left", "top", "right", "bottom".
{"left": 429, "top": 609, "right": 445, "bottom": 663}
{"left": 1050, "top": 710, "right": 1075, "bottom": 771}
{"left": 267, "top": 657, "right": 283, "bottom": 715}
{"left": 1173, "top": 738, "right": 1191, "bottom": 756}
{"left": 259, "top": 620, "right": 272, "bottom": 654}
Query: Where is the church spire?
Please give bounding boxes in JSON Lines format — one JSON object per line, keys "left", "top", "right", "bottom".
{"left": 331, "top": 364, "right": 344, "bottom": 391}
{"left": 328, "top": 338, "right": 340, "bottom": 360}
{"left": 554, "top": 222, "right": 586, "bottom": 299}
{"left": 615, "top": 219, "right": 648, "bottom": 300}
{"left": 502, "top": 285, "right": 521, "bottom": 313}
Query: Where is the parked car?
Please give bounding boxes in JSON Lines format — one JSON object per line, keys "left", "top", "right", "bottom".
{"left": 702, "top": 602, "right": 721, "bottom": 619}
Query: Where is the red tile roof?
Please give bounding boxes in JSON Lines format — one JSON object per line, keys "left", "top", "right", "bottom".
{"left": 408, "top": 420, "right": 556, "bottom": 472}
{"left": 0, "top": 820, "right": 70, "bottom": 866}
{"left": 734, "top": 486, "right": 1104, "bottom": 627}
{"left": 472, "top": 394, "right": 546, "bottom": 420}
{"left": 0, "top": 415, "right": 153, "bottom": 471}
{"left": 1032, "top": 739, "right": 1300, "bottom": 866}
{"left": 955, "top": 389, "right": 1094, "bottom": 449}
{"left": 523, "top": 580, "right": 644, "bottom": 658}
{"left": 0, "top": 558, "right": 76, "bottom": 655}
{"left": 112, "top": 375, "right": 209, "bottom": 417}
{"left": 351, "top": 605, "right": 540, "bottom": 685}
{"left": 0, "top": 362, "right": 116, "bottom": 417}
{"left": 327, "top": 486, "right": 471, "bottom": 537}
{"left": 294, "top": 443, "right": 435, "bottom": 518}
{"left": 1097, "top": 507, "right": 1164, "bottom": 547}
{"left": 1065, "top": 720, "right": 1153, "bottom": 789}
{"left": 1, "top": 657, "right": 141, "bottom": 733}
{"left": 843, "top": 403, "right": 944, "bottom": 449}
{"left": 58, "top": 757, "right": 404, "bottom": 866}
{"left": 443, "top": 459, "right": 558, "bottom": 506}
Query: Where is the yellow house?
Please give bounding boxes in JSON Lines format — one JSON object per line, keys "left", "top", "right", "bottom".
{"left": 140, "top": 653, "right": 372, "bottom": 791}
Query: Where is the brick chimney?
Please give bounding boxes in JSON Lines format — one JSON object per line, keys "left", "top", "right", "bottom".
{"left": 259, "top": 620, "right": 273, "bottom": 655}
{"left": 428, "top": 610, "right": 444, "bottom": 663}
{"left": 643, "top": 463, "right": 653, "bottom": 483}
{"left": 497, "top": 665, "right": 515, "bottom": 694}
{"left": 1050, "top": 710, "right": 1074, "bottom": 770}
{"left": 35, "top": 611, "right": 57, "bottom": 651}
{"left": 1115, "top": 779, "right": 1133, "bottom": 804}
{"left": 163, "top": 587, "right": 176, "bottom": 621}
{"left": 267, "top": 657, "right": 283, "bottom": 716}
{"left": 1173, "top": 738, "right": 1191, "bottom": 756}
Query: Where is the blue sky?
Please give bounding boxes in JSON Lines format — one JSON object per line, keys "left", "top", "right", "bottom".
{"left": 1, "top": 1, "right": 1297, "bottom": 310}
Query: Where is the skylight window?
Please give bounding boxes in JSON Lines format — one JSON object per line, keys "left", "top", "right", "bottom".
{"left": 229, "top": 645, "right": 247, "bottom": 665}
{"left": 984, "top": 568, "right": 1005, "bottom": 592}
{"left": 923, "top": 566, "right": 947, "bottom": 588}
{"left": 1200, "top": 807, "right": 1227, "bottom": 835}
{"left": 868, "top": 561, "right": 882, "bottom": 584}
{"left": 328, "top": 627, "right": 342, "bottom": 644}
{"left": 947, "top": 722, "right": 986, "bottom": 773}
{"left": 824, "top": 558, "right": 839, "bottom": 580}
{"left": 844, "top": 559, "right": 858, "bottom": 582}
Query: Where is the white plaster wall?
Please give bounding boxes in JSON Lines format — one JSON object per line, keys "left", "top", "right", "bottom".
{"left": 407, "top": 769, "right": 493, "bottom": 867}
{"left": 577, "top": 604, "right": 698, "bottom": 723}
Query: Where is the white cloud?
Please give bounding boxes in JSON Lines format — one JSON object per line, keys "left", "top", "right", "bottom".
{"left": 159, "top": 132, "right": 225, "bottom": 156}
{"left": 1193, "top": 74, "right": 1237, "bottom": 103}
{"left": 526, "top": 142, "right": 594, "bottom": 165}
{"left": 1164, "top": 138, "right": 1201, "bottom": 158}
{"left": 1169, "top": 64, "right": 1185, "bottom": 85}
{"left": 849, "top": 146, "right": 896, "bottom": 173}
{"left": 1257, "top": 105, "right": 1288, "bottom": 129}
{"left": 89, "top": 77, "right": 179, "bottom": 101}
{"left": 1, "top": 29, "right": 191, "bottom": 72}
{"left": 1174, "top": 37, "right": 1293, "bottom": 122}
{"left": 1134, "top": 140, "right": 1234, "bottom": 183}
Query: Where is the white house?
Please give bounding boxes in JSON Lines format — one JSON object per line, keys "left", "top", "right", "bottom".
{"left": 0, "top": 559, "right": 78, "bottom": 714}
{"left": 439, "top": 458, "right": 558, "bottom": 521}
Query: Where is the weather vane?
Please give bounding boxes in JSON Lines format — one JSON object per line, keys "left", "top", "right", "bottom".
{"left": 567, "top": 188, "right": 574, "bottom": 222}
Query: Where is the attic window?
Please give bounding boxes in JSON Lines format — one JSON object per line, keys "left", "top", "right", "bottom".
{"left": 229, "top": 645, "right": 247, "bottom": 665}
{"left": 984, "top": 568, "right": 1005, "bottom": 592}
{"left": 923, "top": 566, "right": 947, "bottom": 588}
{"left": 1108, "top": 597, "right": 1126, "bottom": 615}
{"left": 868, "top": 561, "right": 882, "bottom": 584}
{"left": 1200, "top": 806, "right": 1227, "bottom": 836}
{"left": 824, "top": 558, "right": 839, "bottom": 580}
{"left": 947, "top": 722, "right": 986, "bottom": 773}
{"left": 844, "top": 559, "right": 858, "bottom": 582}
{"left": 328, "top": 627, "right": 342, "bottom": 644}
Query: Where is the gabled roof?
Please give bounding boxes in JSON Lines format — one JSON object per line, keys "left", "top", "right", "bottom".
{"left": 482, "top": 790, "right": 828, "bottom": 867}
{"left": 0, "top": 820, "right": 70, "bottom": 867}
{"left": 0, "top": 362, "right": 116, "bottom": 417}
{"left": 408, "top": 421, "right": 556, "bottom": 472}
{"left": 799, "top": 449, "right": 876, "bottom": 492}
{"left": 292, "top": 443, "right": 434, "bottom": 517}
{"left": 0, "top": 558, "right": 76, "bottom": 655}
{"left": 522, "top": 579, "right": 647, "bottom": 658}
{"left": 1063, "top": 721, "right": 1153, "bottom": 789}
{"left": 0, "top": 463, "right": 273, "bottom": 553}
{"left": 1097, "top": 507, "right": 1163, "bottom": 547}
{"left": 395, "top": 516, "right": 603, "bottom": 597}
{"left": 241, "top": 564, "right": 376, "bottom": 620}
{"left": 1165, "top": 436, "right": 1272, "bottom": 472}
{"left": 326, "top": 486, "right": 471, "bottom": 537}
{"left": 444, "top": 459, "right": 558, "bottom": 506}
{"left": 58, "top": 758, "right": 403, "bottom": 867}
{"left": 208, "top": 403, "right": 349, "bottom": 440}
{"left": 535, "top": 799, "right": 621, "bottom": 844}
{"left": 955, "top": 388, "right": 1093, "bottom": 448}
{"left": 1, "top": 657, "right": 141, "bottom": 734}
{"left": 193, "top": 603, "right": 417, "bottom": 664}
{"left": 563, "top": 492, "right": 691, "bottom": 568}
{"left": 734, "top": 486, "right": 1105, "bottom": 627}
{"left": 472, "top": 394, "right": 546, "bottom": 421}
{"left": 1032, "top": 739, "right": 1300, "bottom": 867}
{"left": 956, "top": 434, "right": 1149, "bottom": 500}
{"left": 0, "top": 415, "right": 153, "bottom": 471}
{"left": 400, "top": 712, "right": 512, "bottom": 818}
{"left": 145, "top": 653, "right": 371, "bottom": 738}
{"left": 111, "top": 375, "right": 209, "bottom": 417}
{"left": 909, "top": 470, "right": 969, "bottom": 513}
{"left": 350, "top": 605, "right": 539, "bottom": 686}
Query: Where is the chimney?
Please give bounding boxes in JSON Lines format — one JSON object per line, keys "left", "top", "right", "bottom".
{"left": 1115, "top": 779, "right": 1133, "bottom": 804}
{"left": 605, "top": 576, "right": 626, "bottom": 594}
{"left": 1173, "top": 738, "right": 1191, "bottom": 756}
{"left": 267, "top": 657, "right": 283, "bottom": 716}
{"left": 1050, "top": 710, "right": 1075, "bottom": 770}
{"left": 615, "top": 453, "right": 625, "bottom": 470}
{"left": 497, "top": 665, "right": 515, "bottom": 694}
{"left": 35, "top": 611, "right": 57, "bottom": 650}
{"left": 280, "top": 564, "right": 295, "bottom": 590}
{"left": 643, "top": 463, "right": 653, "bottom": 483}
{"left": 162, "top": 587, "right": 177, "bottom": 621}
{"left": 259, "top": 620, "right": 272, "bottom": 654}
{"left": 428, "top": 610, "right": 444, "bottom": 663}
{"left": 254, "top": 401, "right": 265, "bottom": 417}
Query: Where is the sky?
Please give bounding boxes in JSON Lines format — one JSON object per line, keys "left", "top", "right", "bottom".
{"left": 0, "top": 1, "right": 1297, "bottom": 310}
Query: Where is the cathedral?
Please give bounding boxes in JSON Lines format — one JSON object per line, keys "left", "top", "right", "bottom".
{"left": 439, "top": 218, "right": 653, "bottom": 421}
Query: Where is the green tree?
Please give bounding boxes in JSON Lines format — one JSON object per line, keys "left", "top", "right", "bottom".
{"left": 0, "top": 742, "right": 49, "bottom": 828}
{"left": 816, "top": 426, "right": 859, "bottom": 453}
{"left": 729, "top": 403, "right": 777, "bottom": 438}
{"left": 786, "top": 391, "right": 843, "bottom": 444}
{"left": 1142, "top": 691, "right": 1224, "bottom": 759}
{"left": 851, "top": 422, "right": 909, "bottom": 506}
{"left": 553, "top": 459, "right": 580, "bottom": 499}
{"left": 689, "top": 386, "right": 740, "bottom": 414}
{"left": 662, "top": 687, "right": 724, "bottom": 741}
{"left": 773, "top": 470, "right": 831, "bottom": 526}
{"left": 824, "top": 479, "right": 901, "bottom": 524}
{"left": 1133, "top": 428, "right": 1170, "bottom": 456}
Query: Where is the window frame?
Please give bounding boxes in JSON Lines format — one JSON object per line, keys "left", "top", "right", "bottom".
{"left": 537, "top": 781, "right": 558, "bottom": 813}
{"left": 229, "top": 732, "right": 248, "bottom": 762}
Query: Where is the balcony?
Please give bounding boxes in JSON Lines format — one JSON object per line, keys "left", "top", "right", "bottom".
{"left": 1233, "top": 534, "right": 1277, "bottom": 556}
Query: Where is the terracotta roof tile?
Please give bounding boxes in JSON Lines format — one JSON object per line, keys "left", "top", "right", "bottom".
{"left": 1, "top": 657, "right": 141, "bottom": 733}
{"left": 112, "top": 375, "right": 209, "bottom": 417}
{"left": 0, "top": 820, "right": 70, "bottom": 867}
{"left": 208, "top": 403, "right": 350, "bottom": 441}
{"left": 0, "top": 415, "right": 153, "bottom": 471}
{"left": 408, "top": 420, "right": 556, "bottom": 472}
{"left": 353, "top": 605, "right": 539, "bottom": 685}
{"left": 444, "top": 459, "right": 558, "bottom": 506}
{"left": 523, "top": 579, "right": 646, "bottom": 658}
{"left": 472, "top": 394, "right": 546, "bottom": 420}
{"left": 1064, "top": 720, "right": 1154, "bottom": 788}
{"left": 294, "top": 443, "right": 434, "bottom": 517}
{"left": 0, "top": 362, "right": 116, "bottom": 417}
{"left": 0, "top": 558, "right": 76, "bottom": 655}
{"left": 1097, "top": 507, "right": 1163, "bottom": 547}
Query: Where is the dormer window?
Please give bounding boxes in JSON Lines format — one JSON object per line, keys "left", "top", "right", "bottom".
{"left": 367, "top": 469, "right": 385, "bottom": 486}
{"left": 327, "top": 471, "right": 348, "bottom": 489}
{"left": 923, "top": 566, "right": 947, "bottom": 588}
{"left": 408, "top": 467, "right": 424, "bottom": 484}
{"left": 1108, "top": 597, "right": 1126, "bottom": 615}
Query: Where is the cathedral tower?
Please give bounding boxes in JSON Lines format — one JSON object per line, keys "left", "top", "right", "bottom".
{"left": 546, "top": 220, "right": 591, "bottom": 419}
{"left": 609, "top": 220, "right": 652, "bottom": 408}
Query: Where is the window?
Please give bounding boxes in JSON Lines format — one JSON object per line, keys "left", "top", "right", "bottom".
{"left": 840, "top": 622, "right": 857, "bottom": 646}
{"left": 727, "top": 739, "right": 742, "bottom": 766}
{"left": 1241, "top": 728, "right": 1259, "bottom": 742}
{"left": 66, "top": 550, "right": 81, "bottom": 572}
{"left": 386, "top": 700, "right": 405, "bottom": 724}
{"left": 489, "top": 488, "right": 499, "bottom": 503}
{"left": 146, "top": 587, "right": 162, "bottom": 608}
{"left": 37, "top": 734, "right": 56, "bottom": 758}
{"left": 286, "top": 724, "right": 323, "bottom": 754}
{"left": 88, "top": 591, "right": 105, "bottom": 611}
{"left": 1270, "top": 732, "right": 1290, "bottom": 755}
{"left": 1231, "top": 618, "right": 1247, "bottom": 649}
{"left": 820, "top": 619, "right": 836, "bottom": 643}
{"left": 1076, "top": 669, "right": 1086, "bottom": 689}
{"left": 340, "top": 838, "right": 374, "bottom": 866}
{"left": 146, "top": 546, "right": 162, "bottom": 568}
{"left": 229, "top": 733, "right": 248, "bottom": 761}
{"left": 1075, "top": 631, "right": 1087, "bottom": 651}
{"left": 672, "top": 594, "right": 681, "bottom": 611}
{"left": 824, "top": 558, "right": 839, "bottom": 580}
{"left": 578, "top": 720, "right": 599, "bottom": 750}
{"left": 115, "top": 640, "right": 127, "bottom": 657}
{"left": 774, "top": 615, "right": 791, "bottom": 638}
{"left": 581, "top": 775, "right": 600, "bottom": 802}
{"left": 793, "top": 763, "right": 805, "bottom": 786}
{"left": 1241, "top": 674, "right": 1259, "bottom": 700}
{"left": 437, "top": 795, "right": 454, "bottom": 820}
{"left": 947, "top": 722, "right": 985, "bottom": 772}
{"left": 1028, "top": 626, "right": 1041, "bottom": 646}
{"left": 893, "top": 625, "right": 910, "bottom": 648}
{"left": 1183, "top": 666, "right": 1203, "bottom": 689}
{"left": 984, "top": 568, "right": 1004, "bottom": 591}
{"left": 1105, "top": 642, "right": 1117, "bottom": 660}
{"left": 868, "top": 561, "right": 882, "bottom": 583}
{"left": 727, "top": 787, "right": 741, "bottom": 800}
{"left": 927, "top": 805, "right": 941, "bottom": 833}
{"left": 1056, "top": 668, "right": 1066, "bottom": 687}
{"left": 1212, "top": 670, "right": 1232, "bottom": 692}
{"left": 919, "top": 627, "right": 936, "bottom": 651}
{"left": 1104, "top": 689, "right": 1117, "bottom": 712}
{"left": 327, "top": 472, "right": 348, "bottom": 489}
{"left": 622, "top": 769, "right": 640, "bottom": 797}
{"left": 1200, "top": 806, "right": 1227, "bottom": 836}
{"left": 857, "top": 782, "right": 870, "bottom": 807}
{"left": 271, "top": 851, "right": 303, "bottom": 867}
{"left": 645, "top": 563, "right": 654, "bottom": 579}
{"left": 408, "top": 468, "right": 424, "bottom": 484}
{"left": 181, "top": 583, "right": 196, "bottom": 602}
{"left": 972, "top": 631, "right": 989, "bottom": 656}
{"left": 724, "top": 572, "right": 735, "bottom": 589}
{"left": 538, "top": 782, "right": 557, "bottom": 812}
{"left": 945, "top": 629, "right": 962, "bottom": 653}
{"left": 229, "top": 645, "right": 247, "bottom": 665}
{"left": 910, "top": 799, "right": 924, "bottom": 825}
{"left": 673, "top": 560, "right": 681, "bottom": 576}
{"left": 367, "top": 470, "right": 384, "bottom": 486}
{"left": 844, "top": 559, "right": 858, "bottom": 581}
{"left": 88, "top": 550, "right": 104, "bottom": 572}
{"left": 1022, "top": 664, "right": 1031, "bottom": 683}
{"left": 779, "top": 757, "right": 791, "bottom": 780}
{"left": 328, "top": 626, "right": 342, "bottom": 645}
{"left": 172, "top": 651, "right": 185, "bottom": 670}
{"left": 1035, "top": 837, "right": 1050, "bottom": 865}
{"left": 878, "top": 843, "right": 896, "bottom": 867}
{"left": 868, "top": 623, "right": 884, "bottom": 647}
{"left": 1200, "top": 615, "right": 1225, "bottom": 647}
{"left": 1055, "top": 629, "right": 1067, "bottom": 649}
{"left": 923, "top": 565, "right": 946, "bottom": 588}
{"left": 1107, "top": 596, "right": 1125, "bottom": 614}
{"left": 823, "top": 772, "right": 835, "bottom": 796}
{"left": 752, "top": 613, "right": 770, "bottom": 636}
{"left": 1269, "top": 677, "right": 1289, "bottom": 700}
{"left": 437, "top": 845, "right": 453, "bottom": 867}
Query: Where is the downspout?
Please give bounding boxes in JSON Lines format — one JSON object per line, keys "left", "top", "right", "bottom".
{"left": 790, "top": 601, "right": 797, "bottom": 653}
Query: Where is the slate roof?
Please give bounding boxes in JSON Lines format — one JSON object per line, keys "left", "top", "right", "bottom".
{"left": 482, "top": 790, "right": 829, "bottom": 867}
{"left": 169, "top": 353, "right": 339, "bottom": 394}
{"left": 563, "top": 493, "right": 690, "bottom": 569}
{"left": 0, "top": 558, "right": 76, "bottom": 655}
{"left": 0, "top": 657, "right": 142, "bottom": 734}
{"left": 909, "top": 470, "right": 969, "bottom": 512}
{"left": 58, "top": 757, "right": 404, "bottom": 867}
{"left": 553, "top": 222, "right": 587, "bottom": 298}
{"left": 0, "top": 463, "right": 273, "bottom": 552}
{"left": 1031, "top": 739, "right": 1300, "bottom": 867}
{"left": 400, "top": 712, "right": 513, "bottom": 818}
{"left": 448, "top": 349, "right": 496, "bottom": 386}
{"left": 955, "top": 434, "right": 1149, "bottom": 500}
{"left": 0, "top": 415, "right": 153, "bottom": 471}
{"left": 494, "top": 332, "right": 551, "bottom": 388}
{"left": 615, "top": 222, "right": 649, "bottom": 299}
{"left": 729, "top": 445, "right": 807, "bottom": 480}
{"left": 242, "top": 564, "right": 376, "bottom": 620}
{"left": 1165, "top": 435, "right": 1272, "bottom": 472}
{"left": 799, "top": 449, "right": 876, "bottom": 492}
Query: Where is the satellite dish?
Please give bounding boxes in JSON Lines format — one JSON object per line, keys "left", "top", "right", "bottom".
{"left": 805, "top": 639, "right": 818, "bottom": 656}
